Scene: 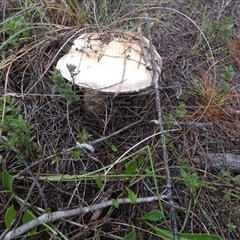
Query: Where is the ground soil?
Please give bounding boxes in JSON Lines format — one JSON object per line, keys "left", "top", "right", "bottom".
{"left": 1, "top": 0, "right": 240, "bottom": 239}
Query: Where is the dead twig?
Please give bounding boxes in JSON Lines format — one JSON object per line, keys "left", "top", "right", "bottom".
{"left": 137, "top": 26, "right": 152, "bottom": 69}
{"left": 1, "top": 195, "right": 164, "bottom": 240}
{"left": 145, "top": 13, "right": 179, "bottom": 240}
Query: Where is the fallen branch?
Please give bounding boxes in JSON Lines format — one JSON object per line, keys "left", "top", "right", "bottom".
{"left": 198, "top": 153, "right": 240, "bottom": 174}
{"left": 145, "top": 13, "right": 179, "bottom": 240}
{"left": 137, "top": 26, "right": 152, "bottom": 69}
{"left": 1, "top": 195, "right": 162, "bottom": 240}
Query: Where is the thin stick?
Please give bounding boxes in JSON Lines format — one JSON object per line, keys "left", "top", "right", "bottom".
{"left": 145, "top": 13, "right": 179, "bottom": 240}
{"left": 137, "top": 26, "right": 152, "bottom": 69}
{"left": 1, "top": 195, "right": 163, "bottom": 240}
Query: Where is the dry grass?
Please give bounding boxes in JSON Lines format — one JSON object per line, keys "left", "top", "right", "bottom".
{"left": 0, "top": 0, "right": 240, "bottom": 239}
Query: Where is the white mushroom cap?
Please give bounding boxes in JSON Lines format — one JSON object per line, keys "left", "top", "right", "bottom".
{"left": 56, "top": 31, "right": 162, "bottom": 93}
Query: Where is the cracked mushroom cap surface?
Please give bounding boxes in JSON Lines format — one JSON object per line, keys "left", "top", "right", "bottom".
{"left": 56, "top": 30, "right": 162, "bottom": 93}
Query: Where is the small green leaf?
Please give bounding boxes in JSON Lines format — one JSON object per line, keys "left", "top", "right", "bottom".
{"left": 138, "top": 156, "right": 145, "bottom": 166}
{"left": 104, "top": 139, "right": 118, "bottom": 152}
{"left": 125, "top": 161, "right": 137, "bottom": 175}
{"left": 5, "top": 205, "right": 16, "bottom": 228}
{"left": 22, "top": 209, "right": 37, "bottom": 235}
{"left": 95, "top": 178, "right": 104, "bottom": 191}
{"left": 145, "top": 169, "right": 153, "bottom": 174}
{"left": 227, "top": 222, "right": 237, "bottom": 230}
{"left": 77, "top": 129, "right": 92, "bottom": 143}
{"left": 125, "top": 187, "right": 137, "bottom": 203}
{"left": 2, "top": 170, "right": 13, "bottom": 192}
{"left": 110, "top": 143, "right": 117, "bottom": 152}
{"left": 111, "top": 198, "right": 119, "bottom": 208}
{"left": 234, "top": 175, "right": 240, "bottom": 185}
{"left": 44, "top": 208, "right": 51, "bottom": 214}
{"left": 51, "top": 157, "right": 59, "bottom": 164}
{"left": 138, "top": 210, "right": 164, "bottom": 221}
{"left": 123, "top": 229, "right": 136, "bottom": 240}
{"left": 39, "top": 208, "right": 51, "bottom": 231}
{"left": 22, "top": 30, "right": 30, "bottom": 38}
{"left": 22, "top": 209, "right": 34, "bottom": 223}
{"left": 72, "top": 148, "right": 83, "bottom": 159}
{"left": 66, "top": 63, "right": 78, "bottom": 77}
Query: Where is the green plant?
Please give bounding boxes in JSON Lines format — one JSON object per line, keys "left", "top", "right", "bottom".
{"left": 203, "top": 17, "right": 233, "bottom": 53}
{"left": 3, "top": 14, "right": 30, "bottom": 38}
{"left": 226, "top": 223, "right": 237, "bottom": 231}
{"left": 22, "top": 209, "right": 37, "bottom": 235}
{"left": 178, "top": 158, "right": 201, "bottom": 198}
{"left": 77, "top": 129, "right": 92, "bottom": 143}
{"left": 92, "top": 0, "right": 138, "bottom": 27}
{"left": 0, "top": 96, "right": 40, "bottom": 156}
{"left": 189, "top": 69, "right": 236, "bottom": 119}
{"left": 104, "top": 139, "right": 118, "bottom": 152}
{"left": 1, "top": 170, "right": 13, "bottom": 197}
{"left": 125, "top": 187, "right": 137, "bottom": 203}
{"left": 0, "top": 2, "right": 32, "bottom": 52}
{"left": 1, "top": 1, "right": 240, "bottom": 239}
{"left": 217, "top": 170, "right": 233, "bottom": 182}
{"left": 189, "top": 0, "right": 197, "bottom": 8}
{"left": 136, "top": 210, "right": 223, "bottom": 239}
{"left": 163, "top": 102, "right": 186, "bottom": 129}
{"left": 50, "top": 67, "right": 78, "bottom": 104}
{"left": 192, "top": 17, "right": 233, "bottom": 55}
{"left": 4, "top": 205, "right": 17, "bottom": 229}
{"left": 163, "top": 102, "right": 186, "bottom": 151}
{"left": 217, "top": 65, "right": 234, "bottom": 91}
{"left": 123, "top": 229, "right": 136, "bottom": 240}
{"left": 145, "top": 221, "right": 224, "bottom": 240}
{"left": 221, "top": 64, "right": 234, "bottom": 81}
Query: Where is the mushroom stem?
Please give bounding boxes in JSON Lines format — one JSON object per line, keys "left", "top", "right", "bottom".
{"left": 83, "top": 89, "right": 107, "bottom": 114}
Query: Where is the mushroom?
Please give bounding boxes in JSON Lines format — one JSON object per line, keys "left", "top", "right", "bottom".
{"left": 56, "top": 30, "right": 162, "bottom": 113}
